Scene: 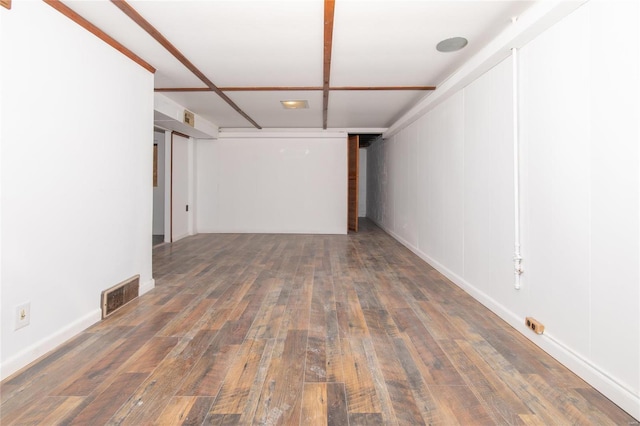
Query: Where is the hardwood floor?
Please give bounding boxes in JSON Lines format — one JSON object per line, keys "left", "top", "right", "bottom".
{"left": 1, "top": 219, "right": 636, "bottom": 425}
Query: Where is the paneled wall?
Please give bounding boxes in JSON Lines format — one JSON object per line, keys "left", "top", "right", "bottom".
{"left": 196, "top": 134, "right": 348, "bottom": 234}
{"left": 368, "top": 1, "right": 639, "bottom": 417}
{"left": 520, "top": 0, "right": 639, "bottom": 401}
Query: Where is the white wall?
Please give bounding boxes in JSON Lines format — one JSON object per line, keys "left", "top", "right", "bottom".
{"left": 187, "top": 136, "right": 197, "bottom": 236}
{"left": 196, "top": 133, "right": 347, "bottom": 234}
{"left": 519, "top": 0, "right": 639, "bottom": 408}
{"left": 368, "top": 0, "right": 639, "bottom": 418}
{"left": 171, "top": 133, "right": 190, "bottom": 241}
{"left": 0, "top": 2, "right": 4, "bottom": 377}
{"left": 358, "top": 147, "right": 367, "bottom": 217}
{"left": 152, "top": 131, "right": 165, "bottom": 235}
{"left": 163, "top": 131, "right": 172, "bottom": 242}
{"left": 0, "top": 1, "right": 154, "bottom": 379}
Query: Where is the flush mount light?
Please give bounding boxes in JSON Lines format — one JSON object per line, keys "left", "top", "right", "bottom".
{"left": 436, "top": 37, "right": 468, "bottom": 53}
{"left": 280, "top": 100, "right": 309, "bottom": 109}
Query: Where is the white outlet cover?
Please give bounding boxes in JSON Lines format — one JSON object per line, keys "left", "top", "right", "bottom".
{"left": 15, "top": 302, "right": 30, "bottom": 330}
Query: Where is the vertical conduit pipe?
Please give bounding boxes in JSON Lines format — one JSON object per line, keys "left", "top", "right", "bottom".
{"left": 512, "top": 47, "right": 523, "bottom": 289}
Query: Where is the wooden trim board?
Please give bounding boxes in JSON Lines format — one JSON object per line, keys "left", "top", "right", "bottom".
{"left": 43, "top": 0, "right": 155, "bottom": 73}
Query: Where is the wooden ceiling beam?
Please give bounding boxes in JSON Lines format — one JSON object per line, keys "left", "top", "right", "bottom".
{"left": 155, "top": 87, "right": 323, "bottom": 92}
{"left": 323, "top": 0, "right": 335, "bottom": 129}
{"left": 110, "top": 0, "right": 262, "bottom": 129}
{"left": 43, "top": 0, "right": 155, "bottom": 73}
{"left": 331, "top": 86, "right": 436, "bottom": 91}
{"left": 154, "top": 88, "right": 214, "bottom": 92}
{"left": 155, "top": 86, "right": 437, "bottom": 92}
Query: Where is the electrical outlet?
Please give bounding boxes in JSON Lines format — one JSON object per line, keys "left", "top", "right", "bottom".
{"left": 525, "top": 316, "right": 544, "bottom": 335}
{"left": 15, "top": 302, "right": 31, "bottom": 330}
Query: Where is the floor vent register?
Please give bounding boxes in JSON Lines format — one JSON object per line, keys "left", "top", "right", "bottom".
{"left": 101, "top": 275, "right": 140, "bottom": 319}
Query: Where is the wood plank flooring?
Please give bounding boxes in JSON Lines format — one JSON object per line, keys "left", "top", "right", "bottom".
{"left": 1, "top": 219, "right": 637, "bottom": 425}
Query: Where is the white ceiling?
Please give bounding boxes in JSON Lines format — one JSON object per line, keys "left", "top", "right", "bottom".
{"left": 64, "top": 0, "right": 535, "bottom": 130}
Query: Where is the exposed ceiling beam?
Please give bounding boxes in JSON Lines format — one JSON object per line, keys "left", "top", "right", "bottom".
{"left": 110, "top": 0, "right": 262, "bottom": 129}
{"left": 43, "top": 0, "right": 155, "bottom": 73}
{"left": 331, "top": 86, "right": 436, "bottom": 91}
{"left": 223, "top": 86, "right": 322, "bottom": 92}
{"left": 156, "top": 87, "right": 322, "bottom": 92}
{"left": 155, "top": 86, "right": 437, "bottom": 92}
{"left": 323, "top": 0, "right": 335, "bottom": 129}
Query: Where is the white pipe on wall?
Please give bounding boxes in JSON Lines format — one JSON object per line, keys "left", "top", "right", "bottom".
{"left": 512, "top": 47, "right": 523, "bottom": 289}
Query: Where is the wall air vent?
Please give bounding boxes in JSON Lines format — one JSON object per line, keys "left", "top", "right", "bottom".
{"left": 183, "top": 109, "right": 195, "bottom": 127}
{"left": 101, "top": 275, "right": 140, "bottom": 319}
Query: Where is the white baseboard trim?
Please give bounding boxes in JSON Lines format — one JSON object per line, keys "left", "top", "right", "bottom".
{"left": 195, "top": 228, "right": 348, "bottom": 235}
{"left": 172, "top": 232, "right": 190, "bottom": 242}
{"left": 0, "top": 309, "right": 101, "bottom": 381}
{"left": 140, "top": 278, "right": 155, "bottom": 296}
{"left": 369, "top": 217, "right": 640, "bottom": 420}
{"left": 0, "top": 278, "right": 156, "bottom": 382}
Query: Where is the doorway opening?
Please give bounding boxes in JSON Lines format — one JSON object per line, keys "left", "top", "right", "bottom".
{"left": 348, "top": 135, "right": 359, "bottom": 232}
{"left": 152, "top": 130, "right": 166, "bottom": 246}
{"left": 348, "top": 133, "right": 378, "bottom": 232}
{"left": 152, "top": 129, "right": 191, "bottom": 246}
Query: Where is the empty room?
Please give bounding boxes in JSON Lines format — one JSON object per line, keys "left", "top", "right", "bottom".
{"left": 1, "top": 0, "right": 638, "bottom": 424}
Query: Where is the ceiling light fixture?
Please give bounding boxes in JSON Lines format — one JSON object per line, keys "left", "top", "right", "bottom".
{"left": 281, "top": 100, "right": 309, "bottom": 109}
{"left": 436, "top": 37, "right": 468, "bottom": 53}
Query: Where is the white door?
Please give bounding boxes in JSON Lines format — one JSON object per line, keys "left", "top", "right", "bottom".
{"left": 171, "top": 133, "right": 189, "bottom": 241}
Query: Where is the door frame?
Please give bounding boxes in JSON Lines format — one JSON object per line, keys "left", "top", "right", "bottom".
{"left": 348, "top": 134, "right": 359, "bottom": 232}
